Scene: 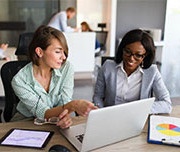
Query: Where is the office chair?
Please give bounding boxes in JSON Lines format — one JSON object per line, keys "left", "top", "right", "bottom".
{"left": 95, "top": 31, "right": 108, "bottom": 57}
{"left": 101, "top": 56, "right": 115, "bottom": 65}
{"left": 0, "top": 60, "right": 29, "bottom": 122}
{"left": 15, "top": 32, "right": 34, "bottom": 60}
{"left": 97, "top": 23, "right": 106, "bottom": 32}
{"left": 0, "top": 109, "right": 2, "bottom": 122}
{"left": 94, "top": 31, "right": 108, "bottom": 79}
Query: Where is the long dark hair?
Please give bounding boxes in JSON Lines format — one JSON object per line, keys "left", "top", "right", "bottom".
{"left": 115, "top": 29, "right": 155, "bottom": 69}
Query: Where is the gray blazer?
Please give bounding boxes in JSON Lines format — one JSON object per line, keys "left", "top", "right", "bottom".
{"left": 93, "top": 60, "right": 172, "bottom": 114}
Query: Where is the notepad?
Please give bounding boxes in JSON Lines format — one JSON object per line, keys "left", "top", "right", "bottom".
{"left": 148, "top": 115, "right": 180, "bottom": 146}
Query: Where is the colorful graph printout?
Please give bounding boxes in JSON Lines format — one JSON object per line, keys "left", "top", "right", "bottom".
{"left": 148, "top": 115, "right": 180, "bottom": 145}
{"left": 156, "top": 123, "right": 180, "bottom": 136}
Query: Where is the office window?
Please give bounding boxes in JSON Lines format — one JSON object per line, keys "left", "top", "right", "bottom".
{"left": 161, "top": 0, "right": 180, "bottom": 97}
{"left": 0, "top": 0, "right": 59, "bottom": 46}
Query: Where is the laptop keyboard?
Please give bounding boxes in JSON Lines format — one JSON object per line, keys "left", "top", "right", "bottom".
{"left": 76, "top": 134, "right": 84, "bottom": 143}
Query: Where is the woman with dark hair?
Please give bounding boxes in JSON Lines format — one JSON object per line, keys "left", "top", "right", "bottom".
{"left": 93, "top": 29, "right": 172, "bottom": 114}
{"left": 81, "top": 21, "right": 100, "bottom": 50}
{"left": 11, "top": 25, "right": 97, "bottom": 128}
{"left": 81, "top": 21, "right": 93, "bottom": 32}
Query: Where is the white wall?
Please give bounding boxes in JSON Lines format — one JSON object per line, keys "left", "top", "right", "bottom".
{"left": 77, "top": 0, "right": 107, "bottom": 30}
{"left": 76, "top": 0, "right": 117, "bottom": 56}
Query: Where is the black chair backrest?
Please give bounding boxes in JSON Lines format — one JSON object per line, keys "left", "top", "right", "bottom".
{"left": 101, "top": 56, "right": 115, "bottom": 65}
{"left": 0, "top": 61, "right": 29, "bottom": 122}
{"left": 15, "top": 32, "right": 34, "bottom": 56}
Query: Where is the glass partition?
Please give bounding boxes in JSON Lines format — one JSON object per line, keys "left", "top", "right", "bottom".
{"left": 0, "top": 0, "right": 59, "bottom": 46}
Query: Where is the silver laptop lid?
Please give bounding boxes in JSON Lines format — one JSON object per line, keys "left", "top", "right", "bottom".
{"left": 81, "top": 97, "right": 155, "bottom": 152}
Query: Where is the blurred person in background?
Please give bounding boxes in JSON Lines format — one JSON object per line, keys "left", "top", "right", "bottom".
{"left": 48, "top": 7, "right": 78, "bottom": 32}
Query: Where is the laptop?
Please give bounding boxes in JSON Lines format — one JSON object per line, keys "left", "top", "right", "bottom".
{"left": 59, "top": 97, "right": 155, "bottom": 152}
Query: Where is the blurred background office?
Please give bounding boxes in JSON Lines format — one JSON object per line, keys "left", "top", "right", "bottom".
{"left": 0, "top": 0, "right": 180, "bottom": 98}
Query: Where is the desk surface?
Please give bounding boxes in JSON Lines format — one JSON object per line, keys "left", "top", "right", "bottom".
{"left": 0, "top": 106, "right": 180, "bottom": 152}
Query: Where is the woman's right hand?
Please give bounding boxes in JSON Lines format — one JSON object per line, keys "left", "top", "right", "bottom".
{"left": 74, "top": 100, "right": 98, "bottom": 117}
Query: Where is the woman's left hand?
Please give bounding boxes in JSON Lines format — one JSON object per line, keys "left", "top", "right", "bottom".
{"left": 56, "top": 109, "right": 73, "bottom": 129}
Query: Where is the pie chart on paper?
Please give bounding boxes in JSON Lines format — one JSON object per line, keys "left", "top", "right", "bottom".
{"left": 156, "top": 124, "right": 180, "bottom": 136}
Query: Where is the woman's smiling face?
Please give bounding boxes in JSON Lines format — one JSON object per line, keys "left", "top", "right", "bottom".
{"left": 123, "top": 41, "right": 146, "bottom": 76}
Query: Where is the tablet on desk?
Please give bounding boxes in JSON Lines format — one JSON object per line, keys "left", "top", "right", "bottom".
{"left": 0, "top": 128, "right": 54, "bottom": 149}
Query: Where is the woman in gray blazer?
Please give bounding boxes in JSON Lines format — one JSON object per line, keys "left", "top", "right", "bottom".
{"left": 93, "top": 29, "right": 172, "bottom": 114}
